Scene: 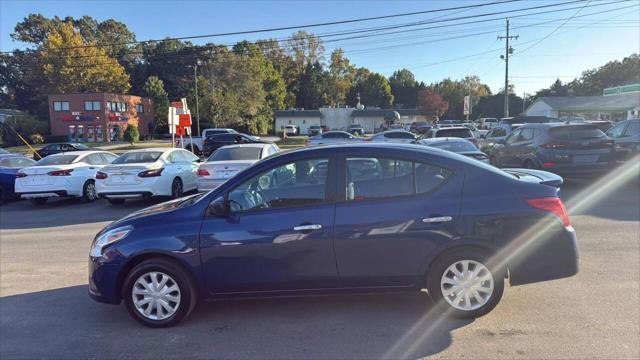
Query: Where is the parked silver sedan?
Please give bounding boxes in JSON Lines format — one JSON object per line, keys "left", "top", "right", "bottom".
{"left": 308, "top": 131, "right": 363, "bottom": 146}
{"left": 197, "top": 143, "right": 280, "bottom": 191}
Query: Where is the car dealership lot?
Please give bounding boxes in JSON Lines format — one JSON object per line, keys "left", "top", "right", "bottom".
{"left": 1, "top": 181, "right": 639, "bottom": 359}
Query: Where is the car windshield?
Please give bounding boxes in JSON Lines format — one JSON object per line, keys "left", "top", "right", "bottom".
{"left": 208, "top": 147, "right": 263, "bottom": 161}
{"left": 549, "top": 125, "right": 606, "bottom": 140}
{"left": 75, "top": 144, "right": 89, "bottom": 149}
{"left": 112, "top": 151, "right": 163, "bottom": 164}
{"left": 37, "top": 154, "right": 79, "bottom": 165}
{"left": 428, "top": 141, "right": 477, "bottom": 152}
{"left": 436, "top": 128, "right": 473, "bottom": 138}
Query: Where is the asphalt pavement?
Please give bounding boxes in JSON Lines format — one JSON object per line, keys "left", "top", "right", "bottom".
{"left": 0, "top": 180, "right": 638, "bottom": 359}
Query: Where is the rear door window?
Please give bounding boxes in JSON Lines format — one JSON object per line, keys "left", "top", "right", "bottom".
{"left": 623, "top": 121, "right": 639, "bottom": 136}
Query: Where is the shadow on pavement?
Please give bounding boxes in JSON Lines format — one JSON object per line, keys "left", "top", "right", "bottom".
{"left": 0, "top": 285, "right": 471, "bottom": 359}
{"left": 560, "top": 178, "right": 639, "bottom": 222}
{"left": 0, "top": 197, "right": 165, "bottom": 230}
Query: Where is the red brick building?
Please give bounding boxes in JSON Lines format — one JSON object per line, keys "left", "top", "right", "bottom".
{"left": 48, "top": 93, "right": 155, "bottom": 142}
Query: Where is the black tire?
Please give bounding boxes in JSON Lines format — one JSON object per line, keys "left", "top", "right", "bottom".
{"left": 30, "top": 198, "right": 48, "bottom": 205}
{"left": 107, "top": 198, "right": 126, "bottom": 205}
{"left": 426, "top": 248, "right": 504, "bottom": 319}
{"left": 123, "top": 258, "right": 197, "bottom": 328}
{"left": 171, "top": 178, "right": 183, "bottom": 199}
{"left": 82, "top": 180, "right": 97, "bottom": 203}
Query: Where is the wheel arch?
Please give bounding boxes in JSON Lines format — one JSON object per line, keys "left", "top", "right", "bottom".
{"left": 117, "top": 252, "right": 201, "bottom": 301}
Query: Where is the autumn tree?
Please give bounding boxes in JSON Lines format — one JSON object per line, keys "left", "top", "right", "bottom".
{"left": 325, "top": 48, "right": 355, "bottom": 106}
{"left": 417, "top": 90, "right": 448, "bottom": 120}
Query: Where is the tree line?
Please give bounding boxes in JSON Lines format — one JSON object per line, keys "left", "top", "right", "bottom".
{"left": 1, "top": 14, "right": 638, "bottom": 137}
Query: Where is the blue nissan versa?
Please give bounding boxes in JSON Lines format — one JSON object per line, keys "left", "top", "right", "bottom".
{"left": 89, "top": 144, "right": 578, "bottom": 327}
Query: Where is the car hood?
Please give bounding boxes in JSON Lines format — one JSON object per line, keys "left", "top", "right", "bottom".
{"left": 109, "top": 193, "right": 203, "bottom": 228}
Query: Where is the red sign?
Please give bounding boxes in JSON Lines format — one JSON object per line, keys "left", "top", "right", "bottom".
{"left": 175, "top": 125, "right": 186, "bottom": 136}
{"left": 171, "top": 101, "right": 183, "bottom": 108}
{"left": 179, "top": 114, "right": 191, "bottom": 127}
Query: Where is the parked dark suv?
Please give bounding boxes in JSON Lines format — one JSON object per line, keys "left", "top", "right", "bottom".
{"left": 33, "top": 143, "right": 89, "bottom": 160}
{"left": 202, "top": 133, "right": 263, "bottom": 157}
{"left": 491, "top": 123, "right": 614, "bottom": 176}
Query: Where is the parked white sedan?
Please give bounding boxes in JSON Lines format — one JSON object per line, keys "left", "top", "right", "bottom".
{"left": 308, "top": 131, "right": 363, "bottom": 146}
{"left": 368, "top": 130, "right": 418, "bottom": 144}
{"left": 96, "top": 148, "right": 199, "bottom": 204}
{"left": 197, "top": 143, "right": 280, "bottom": 191}
{"left": 15, "top": 150, "right": 118, "bottom": 205}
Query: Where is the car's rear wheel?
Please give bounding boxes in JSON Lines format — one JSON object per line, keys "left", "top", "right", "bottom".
{"left": 427, "top": 248, "right": 504, "bottom": 319}
{"left": 30, "top": 198, "right": 48, "bottom": 205}
{"left": 123, "top": 258, "right": 197, "bottom": 327}
{"left": 82, "top": 180, "right": 97, "bottom": 203}
{"left": 107, "top": 198, "right": 125, "bottom": 205}
{"left": 171, "top": 178, "right": 183, "bottom": 199}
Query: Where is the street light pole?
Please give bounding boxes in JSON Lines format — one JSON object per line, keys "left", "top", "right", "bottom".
{"left": 194, "top": 61, "right": 201, "bottom": 136}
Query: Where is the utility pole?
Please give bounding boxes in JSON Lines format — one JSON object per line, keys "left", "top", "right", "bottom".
{"left": 194, "top": 61, "right": 201, "bottom": 136}
{"left": 498, "top": 19, "right": 518, "bottom": 118}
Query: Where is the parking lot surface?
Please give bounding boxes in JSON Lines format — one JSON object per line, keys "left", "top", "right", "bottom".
{"left": 1, "top": 180, "right": 639, "bottom": 359}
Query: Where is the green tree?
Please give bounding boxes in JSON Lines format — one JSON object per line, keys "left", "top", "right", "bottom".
{"left": 286, "top": 31, "right": 325, "bottom": 76}
{"left": 39, "top": 22, "right": 130, "bottom": 94}
{"left": 472, "top": 93, "right": 524, "bottom": 119}
{"left": 325, "top": 48, "right": 355, "bottom": 106}
{"left": 142, "top": 76, "right": 170, "bottom": 133}
{"left": 349, "top": 71, "right": 394, "bottom": 108}
{"left": 123, "top": 124, "right": 139, "bottom": 144}
{"left": 389, "top": 69, "right": 418, "bottom": 108}
{"left": 297, "top": 61, "right": 328, "bottom": 110}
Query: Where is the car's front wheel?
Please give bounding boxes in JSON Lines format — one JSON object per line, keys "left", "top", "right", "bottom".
{"left": 427, "top": 249, "right": 504, "bottom": 319}
{"left": 123, "top": 258, "right": 197, "bottom": 327}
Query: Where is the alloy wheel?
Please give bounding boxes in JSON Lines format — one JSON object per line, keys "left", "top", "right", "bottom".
{"left": 132, "top": 271, "right": 181, "bottom": 321}
{"left": 85, "top": 182, "right": 97, "bottom": 201}
{"left": 440, "top": 260, "right": 494, "bottom": 311}
{"left": 172, "top": 179, "right": 183, "bottom": 198}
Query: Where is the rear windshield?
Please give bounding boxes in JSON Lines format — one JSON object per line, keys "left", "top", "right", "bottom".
{"left": 208, "top": 147, "right": 262, "bottom": 161}
{"left": 75, "top": 144, "right": 89, "bottom": 149}
{"left": 112, "top": 151, "right": 163, "bottom": 164}
{"left": 435, "top": 128, "right": 473, "bottom": 138}
{"left": 428, "top": 141, "right": 477, "bottom": 152}
{"left": 549, "top": 125, "right": 606, "bottom": 140}
{"left": 37, "top": 155, "right": 78, "bottom": 165}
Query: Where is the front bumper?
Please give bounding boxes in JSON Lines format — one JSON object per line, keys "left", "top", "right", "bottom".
{"left": 509, "top": 225, "right": 579, "bottom": 286}
{"left": 88, "top": 251, "right": 126, "bottom": 305}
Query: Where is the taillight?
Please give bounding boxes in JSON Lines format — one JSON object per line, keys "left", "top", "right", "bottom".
{"left": 197, "top": 168, "right": 210, "bottom": 177}
{"left": 96, "top": 171, "right": 108, "bottom": 179}
{"left": 526, "top": 197, "right": 570, "bottom": 227}
{"left": 16, "top": 172, "right": 27, "bottom": 178}
{"left": 175, "top": 139, "right": 180, "bottom": 146}
{"left": 138, "top": 168, "right": 164, "bottom": 178}
{"left": 48, "top": 169, "right": 73, "bottom": 176}
{"left": 540, "top": 141, "right": 568, "bottom": 149}
{"left": 542, "top": 162, "right": 557, "bottom": 168}
{"left": 203, "top": 139, "right": 209, "bottom": 146}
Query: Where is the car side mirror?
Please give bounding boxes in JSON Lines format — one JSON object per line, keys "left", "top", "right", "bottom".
{"left": 208, "top": 196, "right": 229, "bottom": 217}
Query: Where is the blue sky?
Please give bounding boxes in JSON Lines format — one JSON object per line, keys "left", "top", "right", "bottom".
{"left": 1, "top": 0, "right": 638, "bottom": 96}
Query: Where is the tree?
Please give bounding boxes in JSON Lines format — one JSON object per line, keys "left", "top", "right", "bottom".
{"left": 472, "top": 93, "right": 524, "bottom": 118}
{"left": 123, "top": 124, "right": 139, "bottom": 144}
{"left": 286, "top": 31, "right": 325, "bottom": 76}
{"left": 389, "top": 69, "right": 418, "bottom": 108}
{"left": 349, "top": 71, "right": 394, "bottom": 108}
{"left": 417, "top": 90, "right": 448, "bottom": 119}
{"left": 142, "top": 76, "right": 170, "bottom": 133}
{"left": 39, "top": 22, "right": 130, "bottom": 94}
{"left": 427, "top": 76, "right": 490, "bottom": 119}
{"left": 325, "top": 48, "right": 355, "bottom": 106}
{"left": 534, "top": 79, "right": 570, "bottom": 98}
{"left": 297, "top": 61, "right": 327, "bottom": 110}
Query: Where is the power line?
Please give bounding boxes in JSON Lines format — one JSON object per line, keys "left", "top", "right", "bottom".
{"left": 0, "top": 0, "right": 525, "bottom": 55}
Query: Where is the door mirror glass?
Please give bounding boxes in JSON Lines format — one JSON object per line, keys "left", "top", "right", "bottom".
{"left": 208, "top": 196, "right": 229, "bottom": 217}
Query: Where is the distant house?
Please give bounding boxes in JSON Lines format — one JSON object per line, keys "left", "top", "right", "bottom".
{"left": 274, "top": 107, "right": 427, "bottom": 135}
{"left": 525, "top": 93, "right": 640, "bottom": 121}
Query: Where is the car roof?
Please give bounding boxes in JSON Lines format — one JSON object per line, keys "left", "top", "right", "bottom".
{"left": 218, "top": 143, "right": 272, "bottom": 149}
{"left": 420, "top": 137, "right": 472, "bottom": 144}
{"left": 46, "top": 150, "right": 111, "bottom": 157}
{"left": 122, "top": 147, "right": 175, "bottom": 153}
{"left": 435, "top": 126, "right": 469, "bottom": 130}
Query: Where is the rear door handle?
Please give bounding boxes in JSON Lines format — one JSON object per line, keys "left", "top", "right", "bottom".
{"left": 422, "top": 216, "right": 453, "bottom": 223}
{"left": 293, "top": 224, "right": 322, "bottom": 231}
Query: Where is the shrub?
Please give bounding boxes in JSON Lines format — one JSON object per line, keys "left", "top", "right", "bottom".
{"left": 0, "top": 114, "right": 48, "bottom": 147}
{"left": 29, "top": 134, "right": 45, "bottom": 144}
{"left": 123, "top": 124, "right": 140, "bottom": 144}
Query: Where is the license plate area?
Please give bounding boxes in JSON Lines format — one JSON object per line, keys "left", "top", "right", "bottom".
{"left": 573, "top": 155, "right": 599, "bottom": 164}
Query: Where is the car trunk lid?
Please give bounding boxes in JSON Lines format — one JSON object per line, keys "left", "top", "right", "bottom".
{"left": 502, "top": 168, "right": 563, "bottom": 188}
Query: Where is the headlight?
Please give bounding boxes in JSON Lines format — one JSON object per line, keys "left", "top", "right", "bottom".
{"left": 90, "top": 225, "right": 133, "bottom": 257}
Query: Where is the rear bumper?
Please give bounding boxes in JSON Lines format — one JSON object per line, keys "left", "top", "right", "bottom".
{"left": 197, "top": 178, "right": 226, "bottom": 191}
{"left": 18, "top": 190, "right": 69, "bottom": 198}
{"left": 509, "top": 226, "right": 579, "bottom": 286}
{"left": 541, "top": 162, "right": 613, "bottom": 176}
{"left": 98, "top": 191, "right": 153, "bottom": 199}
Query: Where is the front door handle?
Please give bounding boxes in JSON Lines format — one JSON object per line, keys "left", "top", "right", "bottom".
{"left": 422, "top": 216, "right": 453, "bottom": 223}
{"left": 293, "top": 224, "right": 322, "bottom": 231}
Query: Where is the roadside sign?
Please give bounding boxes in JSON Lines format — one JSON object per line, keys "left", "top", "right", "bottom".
{"left": 463, "top": 95, "right": 471, "bottom": 116}
{"left": 179, "top": 114, "right": 192, "bottom": 127}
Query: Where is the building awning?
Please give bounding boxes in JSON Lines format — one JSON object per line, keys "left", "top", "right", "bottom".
{"left": 274, "top": 110, "right": 322, "bottom": 117}
{"left": 536, "top": 93, "right": 640, "bottom": 113}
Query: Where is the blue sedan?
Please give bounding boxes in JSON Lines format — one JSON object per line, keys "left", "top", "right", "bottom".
{"left": 0, "top": 153, "right": 37, "bottom": 204}
{"left": 89, "top": 143, "right": 578, "bottom": 327}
